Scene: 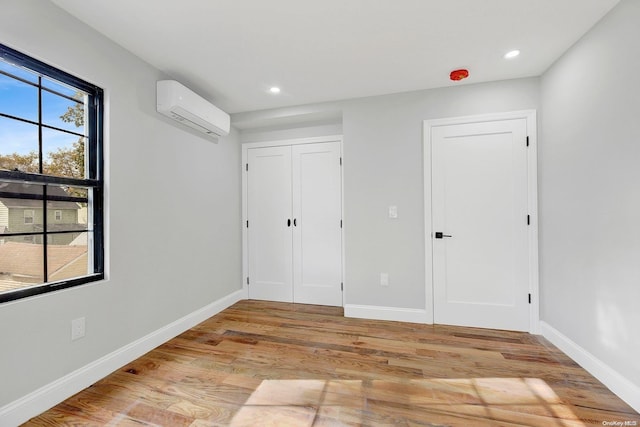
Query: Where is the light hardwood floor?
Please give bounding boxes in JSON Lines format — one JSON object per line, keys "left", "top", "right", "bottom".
{"left": 25, "top": 300, "right": 639, "bottom": 426}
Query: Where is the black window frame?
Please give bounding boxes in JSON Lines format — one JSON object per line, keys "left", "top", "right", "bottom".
{"left": 0, "top": 43, "right": 104, "bottom": 303}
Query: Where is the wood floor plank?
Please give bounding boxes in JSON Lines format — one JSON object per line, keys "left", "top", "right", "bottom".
{"left": 24, "top": 300, "right": 639, "bottom": 426}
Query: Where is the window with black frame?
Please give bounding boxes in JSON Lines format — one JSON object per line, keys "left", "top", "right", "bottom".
{"left": 0, "top": 44, "right": 104, "bottom": 303}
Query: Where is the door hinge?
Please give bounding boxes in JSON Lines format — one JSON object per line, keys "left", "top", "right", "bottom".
{"left": 341, "top": 282, "right": 343, "bottom": 291}
{"left": 247, "top": 277, "right": 250, "bottom": 285}
{"left": 527, "top": 215, "right": 530, "bottom": 225}
{"left": 245, "top": 163, "right": 248, "bottom": 171}
{"left": 340, "top": 157, "right": 342, "bottom": 166}
{"left": 246, "top": 220, "right": 249, "bottom": 228}
{"left": 528, "top": 293, "right": 531, "bottom": 304}
{"left": 526, "top": 136, "right": 529, "bottom": 147}
{"left": 340, "top": 219, "right": 343, "bottom": 228}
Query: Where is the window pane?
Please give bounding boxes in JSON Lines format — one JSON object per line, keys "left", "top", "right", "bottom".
{"left": 42, "top": 128, "right": 85, "bottom": 178}
{"left": 0, "top": 59, "right": 38, "bottom": 84}
{"left": 0, "top": 116, "right": 39, "bottom": 173}
{"left": 42, "top": 90, "right": 85, "bottom": 134}
{"left": 46, "top": 185, "right": 88, "bottom": 234}
{"left": 0, "top": 181, "right": 43, "bottom": 235}
{"left": 0, "top": 240, "right": 44, "bottom": 293}
{"left": 47, "top": 232, "right": 90, "bottom": 282}
{"left": 0, "top": 44, "right": 103, "bottom": 302}
{"left": 57, "top": 185, "right": 88, "bottom": 200}
{"left": 0, "top": 71, "right": 38, "bottom": 122}
{"left": 79, "top": 200, "right": 89, "bottom": 225}
{"left": 42, "top": 77, "right": 78, "bottom": 98}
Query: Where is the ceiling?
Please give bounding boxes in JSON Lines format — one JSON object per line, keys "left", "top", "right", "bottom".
{"left": 51, "top": 0, "right": 619, "bottom": 114}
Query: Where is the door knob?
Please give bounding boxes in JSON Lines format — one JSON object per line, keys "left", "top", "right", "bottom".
{"left": 434, "top": 232, "right": 452, "bottom": 239}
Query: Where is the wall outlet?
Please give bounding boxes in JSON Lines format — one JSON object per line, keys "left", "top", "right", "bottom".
{"left": 71, "top": 317, "right": 85, "bottom": 341}
{"left": 388, "top": 205, "right": 398, "bottom": 219}
{"left": 380, "top": 273, "right": 389, "bottom": 286}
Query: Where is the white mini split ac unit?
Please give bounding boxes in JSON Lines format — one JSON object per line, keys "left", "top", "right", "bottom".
{"left": 156, "top": 80, "right": 230, "bottom": 139}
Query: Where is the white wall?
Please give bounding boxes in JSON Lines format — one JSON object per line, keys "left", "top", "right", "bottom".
{"left": 341, "top": 80, "right": 539, "bottom": 310}
{"left": 233, "top": 103, "right": 343, "bottom": 143}
{"left": 540, "top": 0, "right": 640, "bottom": 403}
{"left": 240, "top": 122, "right": 343, "bottom": 144}
{"left": 0, "top": 0, "right": 242, "bottom": 410}
{"left": 235, "top": 78, "right": 540, "bottom": 313}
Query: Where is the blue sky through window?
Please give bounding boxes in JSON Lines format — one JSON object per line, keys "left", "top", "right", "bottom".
{"left": 0, "top": 59, "right": 86, "bottom": 159}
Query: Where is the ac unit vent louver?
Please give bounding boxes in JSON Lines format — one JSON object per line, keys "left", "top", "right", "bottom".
{"left": 156, "top": 80, "right": 230, "bottom": 139}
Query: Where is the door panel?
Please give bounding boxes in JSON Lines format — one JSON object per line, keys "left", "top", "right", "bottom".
{"left": 292, "top": 142, "right": 343, "bottom": 306}
{"left": 432, "top": 119, "right": 529, "bottom": 331}
{"left": 247, "top": 146, "right": 293, "bottom": 302}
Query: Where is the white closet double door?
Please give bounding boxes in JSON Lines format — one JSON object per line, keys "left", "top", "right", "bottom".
{"left": 246, "top": 141, "right": 343, "bottom": 306}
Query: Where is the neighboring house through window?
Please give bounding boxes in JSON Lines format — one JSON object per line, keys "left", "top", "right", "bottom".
{"left": 0, "top": 43, "right": 104, "bottom": 303}
{"left": 24, "top": 209, "right": 34, "bottom": 224}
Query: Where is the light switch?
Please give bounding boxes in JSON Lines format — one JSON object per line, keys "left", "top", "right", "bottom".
{"left": 388, "top": 205, "right": 398, "bottom": 219}
{"left": 380, "top": 273, "right": 389, "bottom": 286}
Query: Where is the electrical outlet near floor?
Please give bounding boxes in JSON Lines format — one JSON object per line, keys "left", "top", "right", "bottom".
{"left": 71, "top": 317, "right": 85, "bottom": 341}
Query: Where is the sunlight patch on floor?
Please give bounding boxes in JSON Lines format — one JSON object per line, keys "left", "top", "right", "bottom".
{"left": 227, "top": 377, "right": 586, "bottom": 427}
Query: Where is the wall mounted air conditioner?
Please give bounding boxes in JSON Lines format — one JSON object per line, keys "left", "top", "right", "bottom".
{"left": 156, "top": 80, "right": 230, "bottom": 138}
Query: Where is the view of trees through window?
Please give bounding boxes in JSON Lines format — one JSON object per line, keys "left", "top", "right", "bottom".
{"left": 0, "top": 45, "right": 103, "bottom": 302}
{"left": 0, "top": 93, "right": 85, "bottom": 177}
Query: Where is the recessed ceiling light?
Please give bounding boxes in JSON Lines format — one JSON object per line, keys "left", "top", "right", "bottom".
{"left": 269, "top": 87, "right": 281, "bottom": 94}
{"left": 504, "top": 50, "right": 520, "bottom": 59}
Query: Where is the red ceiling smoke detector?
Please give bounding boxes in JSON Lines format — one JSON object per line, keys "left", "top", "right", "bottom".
{"left": 450, "top": 69, "right": 469, "bottom": 81}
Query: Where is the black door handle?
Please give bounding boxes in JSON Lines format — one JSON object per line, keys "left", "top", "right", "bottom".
{"left": 287, "top": 219, "right": 291, "bottom": 227}
{"left": 434, "top": 232, "right": 452, "bottom": 239}
{"left": 293, "top": 218, "right": 297, "bottom": 227}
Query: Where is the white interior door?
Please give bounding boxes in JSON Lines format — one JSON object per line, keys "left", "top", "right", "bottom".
{"left": 292, "top": 142, "right": 343, "bottom": 306}
{"left": 247, "top": 146, "right": 293, "bottom": 302}
{"left": 432, "top": 119, "right": 530, "bottom": 331}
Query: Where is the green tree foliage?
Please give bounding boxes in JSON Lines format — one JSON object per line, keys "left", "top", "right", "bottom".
{"left": 60, "top": 96, "right": 85, "bottom": 128}
{"left": 0, "top": 151, "right": 39, "bottom": 173}
{"left": 55, "top": 93, "right": 85, "bottom": 179}
{"left": 45, "top": 140, "right": 84, "bottom": 178}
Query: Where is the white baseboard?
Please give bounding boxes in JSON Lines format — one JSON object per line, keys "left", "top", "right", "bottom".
{"left": 344, "top": 304, "right": 429, "bottom": 324}
{"left": 540, "top": 321, "right": 640, "bottom": 413}
{"left": 0, "top": 288, "right": 246, "bottom": 427}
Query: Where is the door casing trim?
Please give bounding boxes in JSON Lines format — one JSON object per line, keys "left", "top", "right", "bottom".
{"left": 423, "top": 111, "right": 539, "bottom": 334}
